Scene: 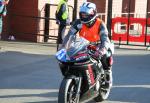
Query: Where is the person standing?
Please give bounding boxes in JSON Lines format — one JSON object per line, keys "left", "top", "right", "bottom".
{"left": 0, "top": 0, "right": 9, "bottom": 39}
{"left": 55, "top": 0, "right": 70, "bottom": 50}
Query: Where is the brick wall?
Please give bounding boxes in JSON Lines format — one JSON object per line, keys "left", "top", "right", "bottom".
{"left": 112, "top": 0, "right": 123, "bottom": 17}
{"left": 2, "top": 0, "right": 85, "bottom": 42}
{"left": 135, "top": 0, "right": 147, "bottom": 18}
{"left": 37, "top": 0, "right": 83, "bottom": 42}
{"left": 2, "top": 0, "right": 148, "bottom": 42}
{"left": 38, "top": 0, "right": 52, "bottom": 42}
{"left": 4, "top": 0, "right": 38, "bottom": 41}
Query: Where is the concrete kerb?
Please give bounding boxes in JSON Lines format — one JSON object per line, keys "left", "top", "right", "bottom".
{"left": 1, "top": 40, "right": 149, "bottom": 55}
{"left": 0, "top": 40, "right": 58, "bottom": 55}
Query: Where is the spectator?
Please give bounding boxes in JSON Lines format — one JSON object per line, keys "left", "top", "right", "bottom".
{"left": 55, "top": 0, "right": 70, "bottom": 50}
{"left": 0, "top": 0, "right": 9, "bottom": 39}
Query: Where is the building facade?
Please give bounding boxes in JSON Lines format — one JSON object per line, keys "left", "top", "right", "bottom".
{"left": 2, "top": 0, "right": 150, "bottom": 42}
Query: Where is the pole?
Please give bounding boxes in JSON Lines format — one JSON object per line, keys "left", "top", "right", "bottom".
{"left": 127, "top": 0, "right": 131, "bottom": 45}
{"left": 107, "top": 0, "right": 112, "bottom": 40}
{"left": 44, "top": 4, "right": 50, "bottom": 42}
{"left": 145, "top": 0, "right": 149, "bottom": 46}
{"left": 73, "top": 0, "right": 78, "bottom": 21}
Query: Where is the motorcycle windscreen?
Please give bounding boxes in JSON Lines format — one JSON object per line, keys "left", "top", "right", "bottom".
{"left": 66, "top": 37, "right": 90, "bottom": 58}
{"left": 56, "top": 36, "right": 90, "bottom": 62}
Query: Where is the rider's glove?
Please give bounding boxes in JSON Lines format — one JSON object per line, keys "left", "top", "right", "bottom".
{"left": 94, "top": 48, "right": 107, "bottom": 58}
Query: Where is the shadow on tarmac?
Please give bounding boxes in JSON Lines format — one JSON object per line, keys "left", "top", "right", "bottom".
{"left": 0, "top": 51, "right": 60, "bottom": 103}
{"left": 0, "top": 49, "right": 150, "bottom": 103}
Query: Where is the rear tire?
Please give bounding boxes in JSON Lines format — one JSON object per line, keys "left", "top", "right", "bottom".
{"left": 94, "top": 74, "right": 111, "bottom": 102}
{"left": 58, "top": 78, "right": 79, "bottom": 103}
{"left": 94, "top": 86, "right": 111, "bottom": 102}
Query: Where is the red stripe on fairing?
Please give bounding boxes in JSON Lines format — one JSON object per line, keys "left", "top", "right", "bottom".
{"left": 109, "top": 56, "right": 113, "bottom": 65}
{"left": 88, "top": 64, "right": 95, "bottom": 85}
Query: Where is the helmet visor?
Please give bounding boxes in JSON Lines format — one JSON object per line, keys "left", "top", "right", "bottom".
{"left": 79, "top": 12, "right": 93, "bottom": 23}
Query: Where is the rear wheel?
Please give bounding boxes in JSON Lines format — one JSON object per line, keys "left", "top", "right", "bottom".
{"left": 94, "top": 74, "right": 111, "bottom": 102}
{"left": 58, "top": 78, "right": 80, "bottom": 103}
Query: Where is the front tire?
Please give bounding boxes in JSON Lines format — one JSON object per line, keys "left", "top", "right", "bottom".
{"left": 58, "top": 78, "right": 79, "bottom": 103}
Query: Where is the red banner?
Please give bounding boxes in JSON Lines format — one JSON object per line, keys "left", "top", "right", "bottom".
{"left": 111, "top": 17, "right": 150, "bottom": 43}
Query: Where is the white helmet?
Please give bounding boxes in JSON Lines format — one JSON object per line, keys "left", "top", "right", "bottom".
{"left": 79, "top": 2, "right": 97, "bottom": 25}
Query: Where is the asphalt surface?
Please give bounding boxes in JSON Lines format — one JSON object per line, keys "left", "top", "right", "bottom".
{"left": 0, "top": 40, "right": 150, "bottom": 103}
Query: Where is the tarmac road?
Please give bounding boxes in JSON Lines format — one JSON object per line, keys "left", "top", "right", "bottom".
{"left": 0, "top": 40, "right": 150, "bottom": 103}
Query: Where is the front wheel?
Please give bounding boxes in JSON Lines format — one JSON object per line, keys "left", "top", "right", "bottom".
{"left": 58, "top": 78, "right": 80, "bottom": 103}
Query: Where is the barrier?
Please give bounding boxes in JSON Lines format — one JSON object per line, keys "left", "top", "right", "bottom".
{"left": 111, "top": 17, "right": 150, "bottom": 46}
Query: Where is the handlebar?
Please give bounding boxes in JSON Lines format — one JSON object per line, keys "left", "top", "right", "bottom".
{"left": 87, "top": 44, "right": 102, "bottom": 60}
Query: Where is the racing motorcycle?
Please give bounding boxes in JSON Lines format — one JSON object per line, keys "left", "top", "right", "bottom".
{"left": 56, "top": 36, "right": 114, "bottom": 103}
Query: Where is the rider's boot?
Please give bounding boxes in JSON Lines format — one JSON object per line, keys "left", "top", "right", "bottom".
{"left": 100, "top": 55, "right": 113, "bottom": 88}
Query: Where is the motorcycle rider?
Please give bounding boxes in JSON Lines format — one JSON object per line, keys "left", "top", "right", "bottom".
{"left": 62, "top": 2, "right": 113, "bottom": 88}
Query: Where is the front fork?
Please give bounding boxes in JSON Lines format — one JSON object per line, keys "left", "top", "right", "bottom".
{"left": 75, "top": 77, "right": 82, "bottom": 103}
